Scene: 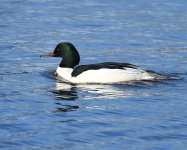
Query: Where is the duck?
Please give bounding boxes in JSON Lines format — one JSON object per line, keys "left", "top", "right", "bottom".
{"left": 40, "top": 42, "right": 158, "bottom": 84}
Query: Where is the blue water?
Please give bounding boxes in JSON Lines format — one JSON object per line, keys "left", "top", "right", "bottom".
{"left": 1, "top": 0, "right": 187, "bottom": 149}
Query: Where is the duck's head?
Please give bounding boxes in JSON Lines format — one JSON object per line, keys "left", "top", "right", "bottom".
{"left": 41, "top": 42, "right": 80, "bottom": 68}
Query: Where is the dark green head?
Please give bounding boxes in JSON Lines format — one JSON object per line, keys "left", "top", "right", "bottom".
{"left": 41, "top": 42, "right": 80, "bottom": 68}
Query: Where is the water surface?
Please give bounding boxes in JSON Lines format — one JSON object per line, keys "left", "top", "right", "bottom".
{"left": 0, "top": 0, "right": 187, "bottom": 149}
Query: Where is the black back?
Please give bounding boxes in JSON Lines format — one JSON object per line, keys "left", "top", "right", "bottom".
{"left": 71, "top": 62, "right": 138, "bottom": 77}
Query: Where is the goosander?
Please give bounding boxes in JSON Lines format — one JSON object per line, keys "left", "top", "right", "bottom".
{"left": 41, "top": 42, "right": 157, "bottom": 84}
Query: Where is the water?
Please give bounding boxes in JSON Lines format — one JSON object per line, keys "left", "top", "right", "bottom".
{"left": 0, "top": 0, "right": 187, "bottom": 149}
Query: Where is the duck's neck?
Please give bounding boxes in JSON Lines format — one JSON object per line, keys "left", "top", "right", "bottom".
{"left": 59, "top": 58, "right": 76, "bottom": 68}
{"left": 59, "top": 50, "right": 80, "bottom": 68}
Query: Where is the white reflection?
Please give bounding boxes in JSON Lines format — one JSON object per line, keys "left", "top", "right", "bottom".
{"left": 56, "top": 82, "right": 136, "bottom": 100}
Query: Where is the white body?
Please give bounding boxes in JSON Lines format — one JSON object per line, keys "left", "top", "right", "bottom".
{"left": 56, "top": 66, "right": 155, "bottom": 84}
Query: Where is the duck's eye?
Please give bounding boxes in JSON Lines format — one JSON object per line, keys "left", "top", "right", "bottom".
{"left": 55, "top": 49, "right": 60, "bottom": 53}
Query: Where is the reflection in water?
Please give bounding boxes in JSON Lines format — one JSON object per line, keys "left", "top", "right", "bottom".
{"left": 52, "top": 82, "right": 79, "bottom": 113}
{"left": 52, "top": 82, "right": 136, "bottom": 113}
{"left": 55, "top": 103, "right": 79, "bottom": 113}
{"left": 52, "top": 80, "right": 176, "bottom": 113}
{"left": 55, "top": 82, "right": 136, "bottom": 100}
{"left": 52, "top": 83, "right": 78, "bottom": 101}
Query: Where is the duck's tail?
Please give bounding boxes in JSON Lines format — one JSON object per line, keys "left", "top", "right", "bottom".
{"left": 146, "top": 70, "right": 180, "bottom": 80}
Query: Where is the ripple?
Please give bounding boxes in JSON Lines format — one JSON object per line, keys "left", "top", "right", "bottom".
{"left": 0, "top": 71, "right": 28, "bottom": 76}
{"left": 140, "top": 134, "right": 187, "bottom": 141}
